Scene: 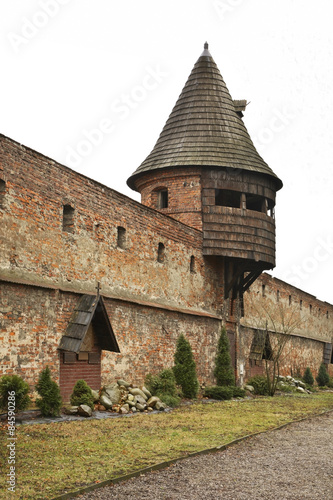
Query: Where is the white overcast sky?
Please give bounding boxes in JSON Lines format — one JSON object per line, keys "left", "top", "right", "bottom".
{"left": 1, "top": 0, "right": 332, "bottom": 304}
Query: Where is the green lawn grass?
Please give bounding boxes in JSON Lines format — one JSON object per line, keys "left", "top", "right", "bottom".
{"left": 1, "top": 392, "right": 333, "bottom": 499}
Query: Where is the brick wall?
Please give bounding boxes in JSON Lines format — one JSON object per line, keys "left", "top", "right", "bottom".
{"left": 0, "top": 281, "right": 222, "bottom": 397}
{"left": 135, "top": 167, "right": 203, "bottom": 230}
{"left": 59, "top": 348, "right": 101, "bottom": 402}
{"left": 101, "top": 298, "right": 221, "bottom": 386}
{"left": 0, "top": 281, "right": 77, "bottom": 387}
{"left": 241, "top": 273, "right": 333, "bottom": 378}
{"left": 243, "top": 273, "right": 333, "bottom": 342}
{"left": 0, "top": 135, "right": 221, "bottom": 316}
{"left": 1, "top": 134, "right": 333, "bottom": 392}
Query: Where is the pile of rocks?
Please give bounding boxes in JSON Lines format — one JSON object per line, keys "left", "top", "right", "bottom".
{"left": 98, "top": 379, "right": 167, "bottom": 414}
{"left": 64, "top": 379, "right": 168, "bottom": 418}
{"left": 244, "top": 375, "right": 311, "bottom": 395}
{"left": 276, "top": 375, "right": 311, "bottom": 393}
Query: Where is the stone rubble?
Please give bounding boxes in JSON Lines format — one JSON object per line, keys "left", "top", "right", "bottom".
{"left": 64, "top": 379, "right": 168, "bottom": 418}
{"left": 276, "top": 375, "right": 311, "bottom": 393}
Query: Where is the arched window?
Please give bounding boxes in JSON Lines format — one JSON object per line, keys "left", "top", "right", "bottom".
{"left": 157, "top": 242, "right": 165, "bottom": 263}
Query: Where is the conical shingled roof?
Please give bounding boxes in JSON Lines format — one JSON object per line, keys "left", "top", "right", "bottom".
{"left": 127, "top": 44, "right": 282, "bottom": 191}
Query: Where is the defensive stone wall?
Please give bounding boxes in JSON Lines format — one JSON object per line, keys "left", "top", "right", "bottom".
{"left": 243, "top": 273, "right": 333, "bottom": 343}
{"left": 0, "top": 134, "right": 222, "bottom": 316}
{"left": 241, "top": 273, "right": 333, "bottom": 379}
{"left": 0, "top": 281, "right": 221, "bottom": 397}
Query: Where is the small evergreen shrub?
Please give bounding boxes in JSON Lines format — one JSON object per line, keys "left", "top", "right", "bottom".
{"left": 35, "top": 366, "right": 62, "bottom": 417}
{"left": 247, "top": 375, "right": 269, "bottom": 395}
{"left": 327, "top": 377, "right": 333, "bottom": 389}
{"left": 204, "top": 385, "right": 233, "bottom": 400}
{"left": 214, "top": 327, "right": 235, "bottom": 386}
{"left": 157, "top": 393, "right": 180, "bottom": 408}
{"left": 316, "top": 363, "right": 329, "bottom": 387}
{"left": 145, "top": 369, "right": 180, "bottom": 407}
{"left": 173, "top": 334, "right": 199, "bottom": 398}
{"left": 303, "top": 367, "right": 314, "bottom": 386}
{"left": 70, "top": 380, "right": 94, "bottom": 409}
{"left": 0, "top": 375, "right": 31, "bottom": 413}
{"left": 232, "top": 387, "right": 246, "bottom": 398}
{"left": 145, "top": 369, "right": 178, "bottom": 396}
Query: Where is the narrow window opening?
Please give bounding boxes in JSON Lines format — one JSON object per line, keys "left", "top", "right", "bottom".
{"left": 158, "top": 190, "right": 168, "bottom": 209}
{"left": 262, "top": 198, "right": 268, "bottom": 215}
{"left": 246, "top": 193, "right": 264, "bottom": 212}
{"left": 277, "top": 290, "right": 280, "bottom": 302}
{"left": 300, "top": 300, "right": 303, "bottom": 310}
{"left": 157, "top": 242, "right": 165, "bottom": 263}
{"left": 0, "top": 179, "right": 5, "bottom": 208}
{"left": 62, "top": 204, "right": 75, "bottom": 233}
{"left": 262, "top": 334, "right": 273, "bottom": 360}
{"left": 117, "top": 226, "right": 126, "bottom": 249}
{"left": 326, "top": 311, "right": 329, "bottom": 319}
{"left": 267, "top": 199, "right": 275, "bottom": 218}
{"left": 230, "top": 298, "right": 235, "bottom": 317}
{"left": 215, "top": 189, "right": 241, "bottom": 208}
{"left": 190, "top": 255, "right": 195, "bottom": 273}
{"left": 269, "top": 206, "right": 275, "bottom": 218}
{"left": 310, "top": 304, "right": 312, "bottom": 314}
{"left": 289, "top": 295, "right": 292, "bottom": 306}
{"left": 262, "top": 284, "right": 266, "bottom": 297}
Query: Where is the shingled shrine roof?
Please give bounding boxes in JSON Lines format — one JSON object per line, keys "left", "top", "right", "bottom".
{"left": 127, "top": 43, "right": 282, "bottom": 191}
{"left": 58, "top": 294, "right": 120, "bottom": 354}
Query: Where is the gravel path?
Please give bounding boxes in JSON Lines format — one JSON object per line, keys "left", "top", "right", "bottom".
{"left": 78, "top": 411, "right": 333, "bottom": 500}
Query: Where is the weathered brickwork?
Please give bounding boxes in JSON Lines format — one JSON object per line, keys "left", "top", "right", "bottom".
{"left": 0, "top": 135, "right": 220, "bottom": 315}
{"left": 0, "top": 282, "right": 77, "bottom": 387}
{"left": 135, "top": 168, "right": 203, "bottom": 230}
{"left": 59, "top": 347, "right": 101, "bottom": 402}
{"left": 0, "top": 281, "right": 221, "bottom": 401}
{"left": 241, "top": 273, "right": 333, "bottom": 379}
{"left": 1, "top": 132, "right": 333, "bottom": 398}
{"left": 243, "top": 273, "right": 333, "bottom": 342}
{"left": 101, "top": 298, "right": 221, "bottom": 386}
{"left": 241, "top": 326, "right": 325, "bottom": 379}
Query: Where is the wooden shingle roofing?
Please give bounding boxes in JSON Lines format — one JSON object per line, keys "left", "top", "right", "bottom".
{"left": 58, "top": 294, "right": 120, "bottom": 354}
{"left": 127, "top": 44, "right": 282, "bottom": 191}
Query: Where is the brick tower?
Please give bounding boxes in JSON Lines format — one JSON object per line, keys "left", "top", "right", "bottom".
{"left": 127, "top": 43, "right": 282, "bottom": 310}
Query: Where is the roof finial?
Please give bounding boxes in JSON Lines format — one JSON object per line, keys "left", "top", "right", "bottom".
{"left": 200, "top": 42, "right": 211, "bottom": 58}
